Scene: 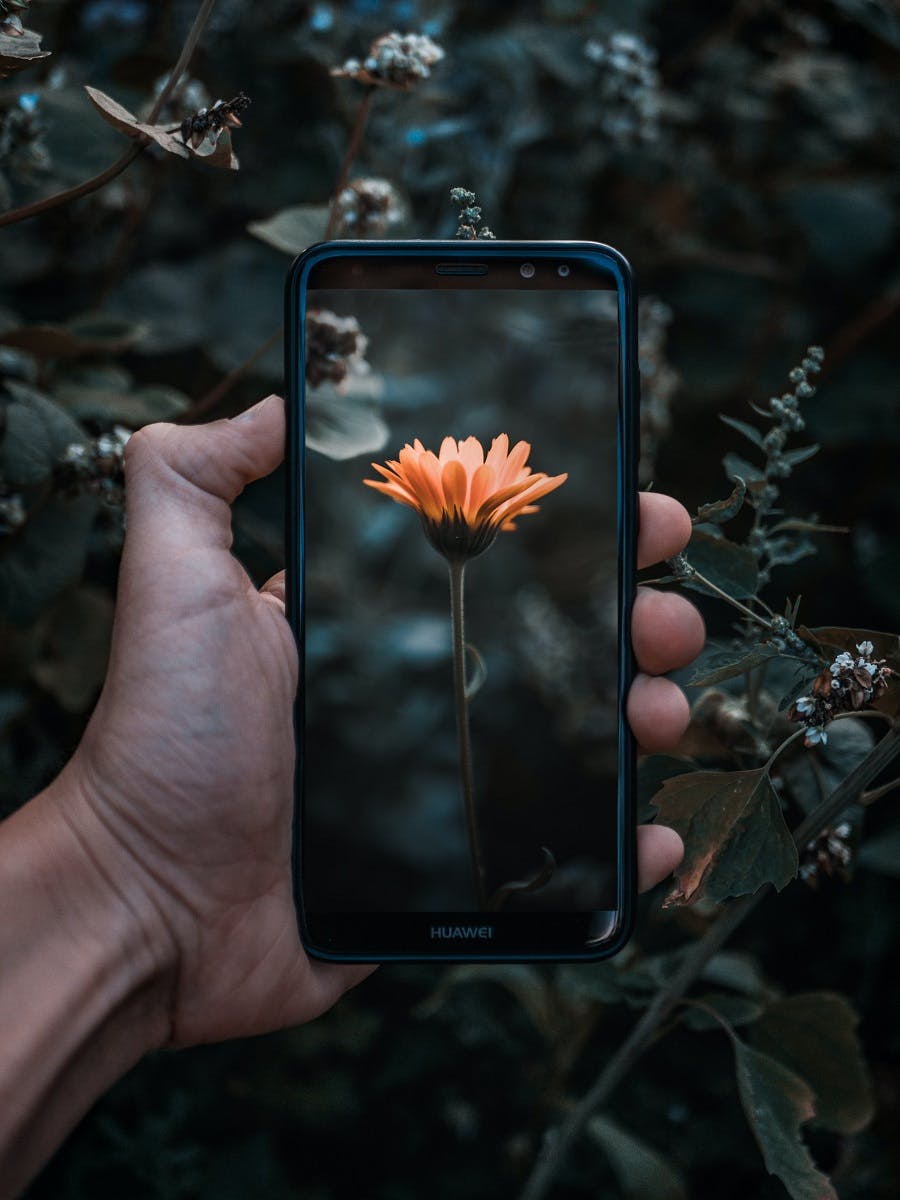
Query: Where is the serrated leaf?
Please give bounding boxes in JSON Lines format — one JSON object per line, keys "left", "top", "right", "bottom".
{"left": 587, "top": 1116, "right": 687, "bottom": 1200}
{"left": 750, "top": 992, "right": 874, "bottom": 1135}
{"left": 85, "top": 86, "right": 190, "bottom": 160}
{"left": 688, "top": 643, "right": 779, "bottom": 687}
{"left": 637, "top": 755, "right": 698, "bottom": 822}
{"left": 681, "top": 992, "right": 765, "bottom": 1031}
{"left": 733, "top": 1039, "right": 838, "bottom": 1200}
{"left": 248, "top": 204, "right": 331, "bottom": 257}
{"left": 719, "top": 413, "right": 765, "bottom": 448}
{"left": 651, "top": 769, "right": 798, "bottom": 906}
{"left": 783, "top": 444, "right": 820, "bottom": 467}
{"left": 682, "top": 529, "right": 760, "bottom": 600}
{"left": 693, "top": 476, "right": 747, "bottom": 526}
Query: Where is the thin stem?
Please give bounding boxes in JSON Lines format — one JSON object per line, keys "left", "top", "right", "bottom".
{"left": 763, "top": 727, "right": 805, "bottom": 774}
{"left": 684, "top": 568, "right": 773, "bottom": 631}
{"left": 860, "top": 777, "right": 900, "bottom": 806}
{"left": 0, "top": 0, "right": 218, "bottom": 230}
{"left": 518, "top": 723, "right": 900, "bottom": 1200}
{"left": 324, "top": 87, "right": 376, "bottom": 239}
{"left": 448, "top": 559, "right": 486, "bottom": 909}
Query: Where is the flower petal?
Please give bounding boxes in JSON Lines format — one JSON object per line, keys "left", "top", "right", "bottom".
{"left": 441, "top": 458, "right": 467, "bottom": 512}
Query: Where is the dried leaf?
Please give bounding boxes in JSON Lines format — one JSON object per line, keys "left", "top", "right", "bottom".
{"left": 587, "top": 1116, "right": 687, "bottom": 1200}
{"left": 733, "top": 1039, "right": 837, "bottom": 1200}
{"left": 248, "top": 204, "right": 331, "bottom": 257}
{"left": 0, "top": 26, "right": 49, "bottom": 79}
{"left": 651, "top": 769, "right": 798, "bottom": 906}
{"left": 85, "top": 86, "right": 190, "bottom": 160}
{"left": 750, "top": 992, "right": 874, "bottom": 1135}
{"left": 693, "top": 475, "right": 747, "bottom": 525}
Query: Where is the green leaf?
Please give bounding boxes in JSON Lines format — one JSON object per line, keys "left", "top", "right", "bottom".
{"left": 650, "top": 769, "right": 798, "bottom": 906}
{"left": 248, "top": 204, "right": 331, "bottom": 257}
{"left": 0, "top": 382, "right": 85, "bottom": 486}
{"left": 693, "top": 476, "right": 747, "bottom": 526}
{"left": 682, "top": 529, "right": 760, "bottom": 600}
{"left": 0, "top": 492, "right": 97, "bottom": 625}
{"left": 782, "top": 444, "right": 820, "bottom": 467}
{"left": 681, "top": 992, "right": 765, "bottom": 1031}
{"left": 723, "top": 450, "right": 765, "bottom": 485}
{"left": 587, "top": 1116, "right": 687, "bottom": 1200}
{"left": 688, "top": 643, "right": 779, "bottom": 687}
{"left": 750, "top": 992, "right": 874, "bottom": 1135}
{"left": 719, "top": 413, "right": 765, "bottom": 448}
{"left": 307, "top": 383, "right": 388, "bottom": 461}
{"left": 700, "top": 951, "right": 772, "bottom": 998}
{"left": 733, "top": 1039, "right": 837, "bottom": 1200}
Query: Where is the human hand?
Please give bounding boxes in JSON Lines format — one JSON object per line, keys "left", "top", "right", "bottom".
{"left": 39, "top": 394, "right": 702, "bottom": 1049}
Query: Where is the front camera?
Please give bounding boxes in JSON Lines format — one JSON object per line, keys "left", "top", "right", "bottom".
{"left": 557, "top": 264, "right": 570, "bottom": 277}
{"left": 519, "top": 262, "right": 535, "bottom": 279}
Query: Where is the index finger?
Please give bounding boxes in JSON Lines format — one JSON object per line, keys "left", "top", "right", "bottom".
{"left": 638, "top": 492, "right": 692, "bottom": 570}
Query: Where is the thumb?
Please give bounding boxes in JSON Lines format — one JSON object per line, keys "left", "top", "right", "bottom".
{"left": 122, "top": 394, "right": 285, "bottom": 557}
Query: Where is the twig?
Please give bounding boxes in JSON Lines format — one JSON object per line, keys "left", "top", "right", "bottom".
{"left": 518, "top": 724, "right": 900, "bottom": 1200}
{"left": 0, "top": 0, "right": 218, "bottom": 230}
{"left": 324, "top": 87, "right": 376, "bottom": 239}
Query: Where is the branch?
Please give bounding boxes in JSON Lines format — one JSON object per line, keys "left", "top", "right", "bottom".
{"left": 518, "top": 724, "right": 900, "bottom": 1200}
{"left": 0, "top": 0, "right": 218, "bottom": 230}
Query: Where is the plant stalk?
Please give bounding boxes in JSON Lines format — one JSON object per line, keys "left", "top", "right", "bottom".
{"left": 518, "top": 723, "right": 900, "bottom": 1200}
{"left": 0, "top": 0, "right": 218, "bottom": 229}
{"left": 448, "top": 559, "right": 486, "bottom": 909}
{"left": 324, "top": 86, "right": 376, "bottom": 239}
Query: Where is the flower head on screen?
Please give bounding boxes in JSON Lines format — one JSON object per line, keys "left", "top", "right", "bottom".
{"left": 364, "top": 434, "right": 567, "bottom": 561}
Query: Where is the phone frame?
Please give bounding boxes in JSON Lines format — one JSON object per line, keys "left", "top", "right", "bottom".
{"left": 285, "top": 239, "right": 638, "bottom": 963}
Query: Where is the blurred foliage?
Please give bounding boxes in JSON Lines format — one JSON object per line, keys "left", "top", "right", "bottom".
{"left": 1, "top": 0, "right": 899, "bottom": 1197}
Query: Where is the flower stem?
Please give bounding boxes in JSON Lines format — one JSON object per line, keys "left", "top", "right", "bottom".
{"left": 324, "top": 86, "right": 376, "bottom": 239}
{"left": 685, "top": 568, "right": 774, "bottom": 631}
{"left": 448, "top": 559, "right": 486, "bottom": 909}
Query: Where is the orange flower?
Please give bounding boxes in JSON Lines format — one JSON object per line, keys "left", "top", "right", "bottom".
{"left": 364, "top": 434, "right": 568, "bottom": 560}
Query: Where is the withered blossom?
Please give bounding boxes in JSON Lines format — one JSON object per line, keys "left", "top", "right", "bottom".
{"left": 334, "top": 178, "right": 406, "bottom": 237}
{"left": 54, "top": 426, "right": 132, "bottom": 507}
{"left": 799, "top": 822, "right": 853, "bottom": 887}
{"left": 789, "top": 640, "right": 893, "bottom": 746}
{"left": 331, "top": 32, "right": 444, "bottom": 91}
{"left": 305, "top": 309, "right": 369, "bottom": 389}
{"left": 0, "top": 0, "right": 29, "bottom": 37}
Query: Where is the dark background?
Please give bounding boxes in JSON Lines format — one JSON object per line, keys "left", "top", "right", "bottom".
{"left": 1, "top": 0, "right": 898, "bottom": 1196}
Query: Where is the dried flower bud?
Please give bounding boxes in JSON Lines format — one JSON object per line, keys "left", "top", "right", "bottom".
{"left": 334, "top": 177, "right": 406, "bottom": 237}
{"left": 789, "top": 641, "right": 893, "bottom": 745}
{"left": 799, "top": 822, "right": 853, "bottom": 887}
{"left": 450, "top": 185, "right": 495, "bottom": 240}
{"left": 0, "top": 487, "right": 26, "bottom": 533}
{"left": 584, "top": 30, "right": 661, "bottom": 145}
{"left": 305, "top": 309, "right": 370, "bottom": 389}
{"left": 53, "top": 426, "right": 132, "bottom": 507}
{"left": 332, "top": 32, "right": 445, "bottom": 91}
{"left": 0, "top": 0, "right": 30, "bottom": 38}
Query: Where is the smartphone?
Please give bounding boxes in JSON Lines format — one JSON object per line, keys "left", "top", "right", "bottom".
{"left": 285, "top": 239, "right": 638, "bottom": 962}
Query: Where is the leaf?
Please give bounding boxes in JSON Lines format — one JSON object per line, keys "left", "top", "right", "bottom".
{"left": 780, "top": 717, "right": 875, "bottom": 816}
{"left": 0, "top": 381, "right": 85, "bottom": 486}
{"left": 31, "top": 585, "right": 114, "bottom": 712}
{"left": 681, "top": 992, "right": 765, "bottom": 1031}
{"left": 682, "top": 529, "right": 760, "bottom": 600}
{"left": 650, "top": 769, "right": 798, "bottom": 906}
{"left": 719, "top": 413, "right": 765, "bottom": 448}
{"left": 587, "top": 1116, "right": 687, "bottom": 1200}
{"left": 637, "top": 755, "right": 698, "bottom": 823}
{"left": 693, "top": 476, "right": 746, "bottom": 526}
{"left": 723, "top": 450, "right": 765, "bottom": 485}
{"left": 688, "top": 643, "right": 779, "bottom": 687}
{"left": 0, "top": 492, "right": 97, "bottom": 625}
{"left": 750, "top": 992, "right": 874, "bottom": 1135}
{"left": 764, "top": 535, "right": 816, "bottom": 568}
{"left": 782, "top": 444, "right": 820, "bottom": 467}
{"left": 700, "top": 951, "right": 772, "bottom": 997}
{"left": 85, "top": 86, "right": 190, "bottom": 160}
{"left": 55, "top": 367, "right": 190, "bottom": 425}
{"left": 248, "top": 205, "right": 331, "bottom": 257}
{"left": 733, "top": 1039, "right": 837, "bottom": 1200}
{"left": 307, "top": 385, "right": 389, "bottom": 461}
{"left": 0, "top": 26, "right": 50, "bottom": 79}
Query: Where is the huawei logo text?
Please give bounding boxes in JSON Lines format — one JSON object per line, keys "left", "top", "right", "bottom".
{"left": 429, "top": 925, "right": 494, "bottom": 940}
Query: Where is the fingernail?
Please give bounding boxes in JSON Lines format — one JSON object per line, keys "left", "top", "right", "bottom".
{"left": 231, "top": 394, "right": 280, "bottom": 423}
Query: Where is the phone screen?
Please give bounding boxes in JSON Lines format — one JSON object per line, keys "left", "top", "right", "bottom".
{"left": 295, "top": 248, "right": 633, "bottom": 957}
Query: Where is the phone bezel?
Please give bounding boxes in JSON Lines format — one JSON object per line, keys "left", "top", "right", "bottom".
{"left": 285, "top": 239, "right": 638, "bottom": 963}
